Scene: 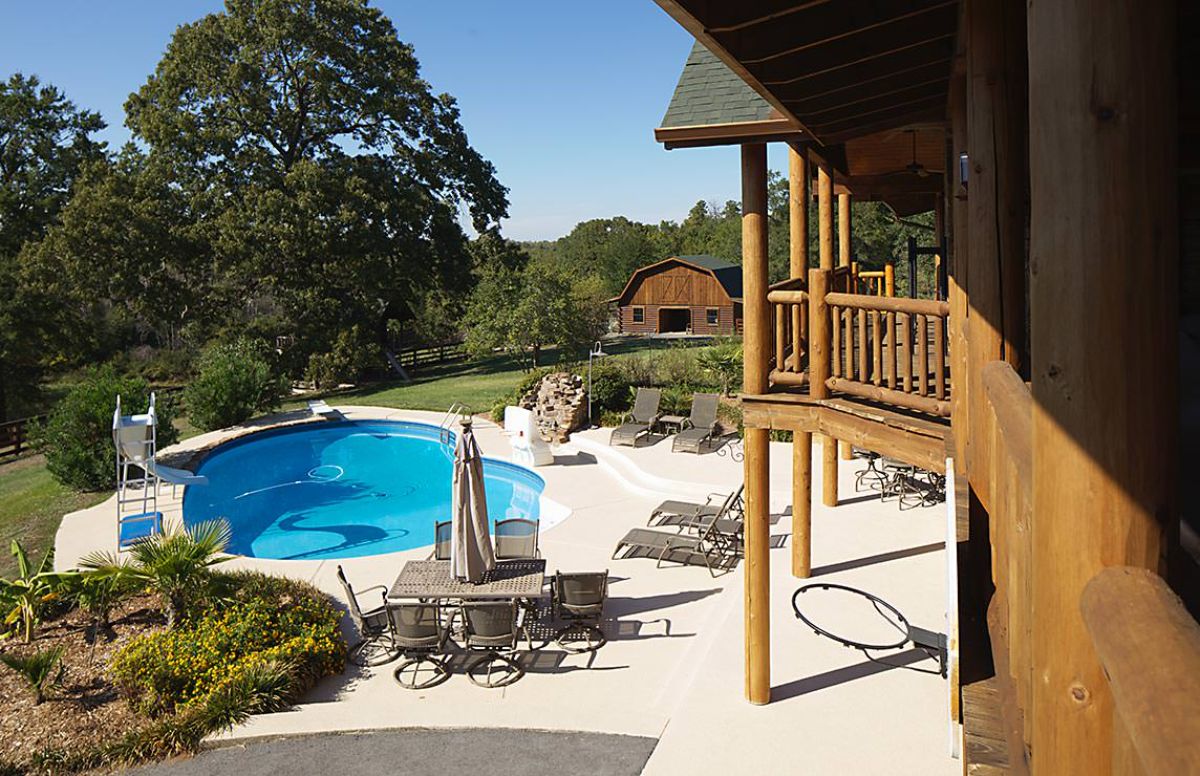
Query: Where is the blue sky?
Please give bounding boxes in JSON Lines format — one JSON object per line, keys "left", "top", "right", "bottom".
{"left": 0, "top": 1, "right": 790, "bottom": 240}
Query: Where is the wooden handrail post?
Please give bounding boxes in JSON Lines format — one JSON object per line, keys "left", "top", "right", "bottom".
{"left": 884, "top": 262, "right": 895, "bottom": 297}
{"left": 740, "top": 143, "right": 771, "bottom": 706}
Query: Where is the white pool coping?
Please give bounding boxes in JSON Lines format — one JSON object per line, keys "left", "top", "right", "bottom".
{"left": 55, "top": 405, "right": 959, "bottom": 775}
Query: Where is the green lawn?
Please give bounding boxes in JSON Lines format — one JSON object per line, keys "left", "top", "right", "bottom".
{"left": 289, "top": 338, "right": 692, "bottom": 415}
{"left": 0, "top": 456, "right": 108, "bottom": 577}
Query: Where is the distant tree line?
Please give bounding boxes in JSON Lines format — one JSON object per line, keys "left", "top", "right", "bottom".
{"left": 522, "top": 172, "right": 937, "bottom": 297}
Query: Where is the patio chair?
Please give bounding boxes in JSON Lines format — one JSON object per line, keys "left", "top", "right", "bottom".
{"left": 671, "top": 393, "right": 720, "bottom": 453}
{"left": 388, "top": 602, "right": 452, "bottom": 690}
{"left": 428, "top": 520, "right": 452, "bottom": 560}
{"left": 612, "top": 516, "right": 743, "bottom": 577}
{"left": 336, "top": 566, "right": 399, "bottom": 666}
{"left": 459, "top": 601, "right": 528, "bottom": 688}
{"left": 852, "top": 448, "right": 888, "bottom": 493}
{"left": 494, "top": 517, "right": 540, "bottom": 560}
{"left": 551, "top": 570, "right": 609, "bottom": 653}
{"left": 648, "top": 485, "right": 745, "bottom": 529}
{"left": 609, "top": 388, "right": 662, "bottom": 447}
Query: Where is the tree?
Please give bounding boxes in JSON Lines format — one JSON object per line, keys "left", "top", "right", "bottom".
{"left": 554, "top": 217, "right": 659, "bottom": 294}
{"left": 0, "top": 74, "right": 106, "bottom": 419}
{"left": 464, "top": 242, "right": 607, "bottom": 368}
{"left": 123, "top": 0, "right": 508, "bottom": 364}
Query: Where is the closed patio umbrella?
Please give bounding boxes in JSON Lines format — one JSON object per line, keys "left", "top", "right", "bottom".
{"left": 451, "top": 417, "right": 496, "bottom": 583}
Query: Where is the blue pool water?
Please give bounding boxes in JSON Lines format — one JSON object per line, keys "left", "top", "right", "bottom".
{"left": 181, "top": 421, "right": 544, "bottom": 560}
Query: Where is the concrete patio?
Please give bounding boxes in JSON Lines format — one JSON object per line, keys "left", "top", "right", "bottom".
{"left": 56, "top": 407, "right": 957, "bottom": 775}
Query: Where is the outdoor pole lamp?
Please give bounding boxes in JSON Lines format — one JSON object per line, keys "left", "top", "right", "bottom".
{"left": 587, "top": 341, "right": 608, "bottom": 427}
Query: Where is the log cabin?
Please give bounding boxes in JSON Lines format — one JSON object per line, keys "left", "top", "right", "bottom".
{"left": 612, "top": 255, "right": 743, "bottom": 335}
{"left": 651, "top": 1, "right": 1200, "bottom": 774}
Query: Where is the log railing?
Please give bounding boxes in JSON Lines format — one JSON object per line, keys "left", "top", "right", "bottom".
{"left": 767, "top": 277, "right": 808, "bottom": 387}
{"left": 1081, "top": 567, "right": 1200, "bottom": 775}
{"left": 979, "top": 360, "right": 1035, "bottom": 748}
{"left": 818, "top": 288, "right": 950, "bottom": 417}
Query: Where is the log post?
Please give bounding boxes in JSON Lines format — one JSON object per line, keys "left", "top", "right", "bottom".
{"left": 789, "top": 147, "right": 809, "bottom": 371}
{"left": 838, "top": 191, "right": 854, "bottom": 460}
{"left": 740, "top": 143, "right": 771, "bottom": 705}
{"left": 966, "top": 0, "right": 1028, "bottom": 484}
{"left": 817, "top": 168, "right": 839, "bottom": 503}
{"left": 949, "top": 67, "right": 970, "bottom": 470}
{"left": 792, "top": 431, "right": 812, "bottom": 578}
{"left": 1028, "top": 0, "right": 1176, "bottom": 771}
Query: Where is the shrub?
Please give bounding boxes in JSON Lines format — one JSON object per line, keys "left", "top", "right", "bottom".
{"left": 62, "top": 569, "right": 137, "bottom": 633}
{"left": 38, "top": 365, "right": 180, "bottom": 491}
{"left": 488, "top": 366, "right": 553, "bottom": 420}
{"left": 185, "top": 339, "right": 286, "bottom": 431}
{"left": 0, "top": 541, "right": 74, "bottom": 642}
{"left": 81, "top": 520, "right": 231, "bottom": 628}
{"left": 587, "top": 361, "right": 632, "bottom": 416}
{"left": 304, "top": 325, "right": 378, "bottom": 390}
{"left": 697, "top": 340, "right": 744, "bottom": 396}
{"left": 0, "top": 645, "right": 65, "bottom": 704}
{"left": 109, "top": 572, "right": 345, "bottom": 718}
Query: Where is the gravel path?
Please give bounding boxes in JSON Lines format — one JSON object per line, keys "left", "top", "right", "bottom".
{"left": 130, "top": 729, "right": 658, "bottom": 776}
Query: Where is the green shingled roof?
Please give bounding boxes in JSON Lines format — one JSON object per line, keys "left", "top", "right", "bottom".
{"left": 659, "top": 41, "right": 775, "bottom": 129}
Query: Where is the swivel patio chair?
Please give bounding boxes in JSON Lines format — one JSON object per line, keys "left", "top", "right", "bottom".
{"left": 459, "top": 601, "right": 527, "bottom": 688}
{"left": 609, "top": 388, "right": 662, "bottom": 447}
{"left": 880, "top": 457, "right": 926, "bottom": 510}
{"left": 428, "top": 520, "right": 452, "bottom": 560}
{"left": 336, "top": 565, "right": 399, "bottom": 667}
{"left": 388, "top": 602, "right": 452, "bottom": 690}
{"left": 551, "top": 570, "right": 609, "bottom": 653}
{"left": 853, "top": 448, "right": 889, "bottom": 493}
{"left": 494, "top": 517, "right": 540, "bottom": 560}
{"left": 671, "top": 393, "right": 720, "bottom": 453}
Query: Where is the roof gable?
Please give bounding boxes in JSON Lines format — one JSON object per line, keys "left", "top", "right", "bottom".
{"left": 660, "top": 41, "right": 775, "bottom": 129}
{"left": 612, "top": 255, "right": 743, "bottom": 305}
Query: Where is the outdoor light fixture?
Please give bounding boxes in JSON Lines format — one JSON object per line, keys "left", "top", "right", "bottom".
{"left": 959, "top": 152, "right": 969, "bottom": 186}
{"left": 587, "top": 341, "right": 608, "bottom": 427}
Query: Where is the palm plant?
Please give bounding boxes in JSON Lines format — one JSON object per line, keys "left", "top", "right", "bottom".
{"left": 81, "top": 520, "right": 232, "bottom": 628}
{"left": 697, "top": 343, "right": 744, "bottom": 396}
{"left": 0, "top": 645, "right": 66, "bottom": 704}
{"left": 63, "top": 569, "right": 137, "bottom": 642}
{"left": 0, "top": 541, "right": 74, "bottom": 642}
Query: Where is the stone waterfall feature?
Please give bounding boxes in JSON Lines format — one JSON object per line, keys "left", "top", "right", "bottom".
{"left": 518, "top": 372, "right": 588, "bottom": 443}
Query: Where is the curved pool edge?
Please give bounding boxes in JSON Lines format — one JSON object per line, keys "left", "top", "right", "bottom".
{"left": 180, "top": 416, "right": 556, "bottom": 561}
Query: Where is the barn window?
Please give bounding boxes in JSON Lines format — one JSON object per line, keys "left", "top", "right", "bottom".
{"left": 632, "top": 306, "right": 644, "bottom": 324}
{"left": 706, "top": 308, "right": 719, "bottom": 326}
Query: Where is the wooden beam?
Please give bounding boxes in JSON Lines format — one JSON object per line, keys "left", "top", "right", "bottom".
{"left": 765, "top": 36, "right": 954, "bottom": 91}
{"left": 721, "top": 0, "right": 953, "bottom": 63}
{"left": 740, "top": 143, "right": 771, "bottom": 706}
{"left": 808, "top": 95, "right": 947, "bottom": 134}
{"left": 822, "top": 107, "right": 948, "bottom": 145}
{"left": 654, "top": 118, "right": 804, "bottom": 150}
{"left": 796, "top": 79, "right": 951, "bottom": 126}
{"left": 741, "top": 398, "right": 949, "bottom": 474}
{"left": 965, "top": 0, "right": 1027, "bottom": 487}
{"left": 814, "top": 171, "right": 838, "bottom": 505}
{"left": 779, "top": 60, "right": 955, "bottom": 112}
{"left": 1028, "top": 0, "right": 1177, "bottom": 771}
{"left": 748, "top": 5, "right": 959, "bottom": 85}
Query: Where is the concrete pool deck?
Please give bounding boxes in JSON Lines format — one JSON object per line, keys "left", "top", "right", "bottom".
{"left": 56, "top": 406, "right": 959, "bottom": 775}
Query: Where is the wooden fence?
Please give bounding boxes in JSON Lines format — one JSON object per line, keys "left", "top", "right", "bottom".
{"left": 390, "top": 341, "right": 467, "bottom": 370}
{"left": 0, "top": 414, "right": 46, "bottom": 460}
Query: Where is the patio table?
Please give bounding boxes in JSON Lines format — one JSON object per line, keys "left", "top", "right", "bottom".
{"left": 658, "top": 414, "right": 688, "bottom": 434}
{"left": 387, "top": 559, "right": 547, "bottom": 601}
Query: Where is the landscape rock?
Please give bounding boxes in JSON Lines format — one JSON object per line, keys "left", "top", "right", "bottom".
{"left": 518, "top": 372, "right": 588, "bottom": 443}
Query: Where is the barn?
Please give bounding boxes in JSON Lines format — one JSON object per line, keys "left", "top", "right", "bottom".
{"left": 612, "top": 255, "right": 743, "bottom": 335}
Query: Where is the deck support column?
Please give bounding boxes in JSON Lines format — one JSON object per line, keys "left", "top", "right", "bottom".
{"left": 817, "top": 165, "right": 838, "bottom": 506}
{"left": 838, "top": 191, "right": 854, "bottom": 461}
{"left": 1028, "top": 0, "right": 1176, "bottom": 771}
{"left": 741, "top": 143, "right": 771, "bottom": 705}
{"left": 788, "top": 146, "right": 813, "bottom": 578}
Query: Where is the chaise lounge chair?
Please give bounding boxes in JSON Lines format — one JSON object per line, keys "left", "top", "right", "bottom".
{"left": 671, "top": 392, "right": 720, "bottom": 453}
{"left": 612, "top": 516, "right": 743, "bottom": 577}
{"left": 609, "top": 388, "right": 662, "bottom": 447}
{"left": 648, "top": 485, "right": 745, "bottom": 529}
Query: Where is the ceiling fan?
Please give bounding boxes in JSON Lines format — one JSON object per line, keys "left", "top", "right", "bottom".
{"left": 882, "top": 130, "right": 931, "bottom": 178}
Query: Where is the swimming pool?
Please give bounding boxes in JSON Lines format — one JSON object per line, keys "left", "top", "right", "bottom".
{"left": 181, "top": 420, "right": 545, "bottom": 560}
